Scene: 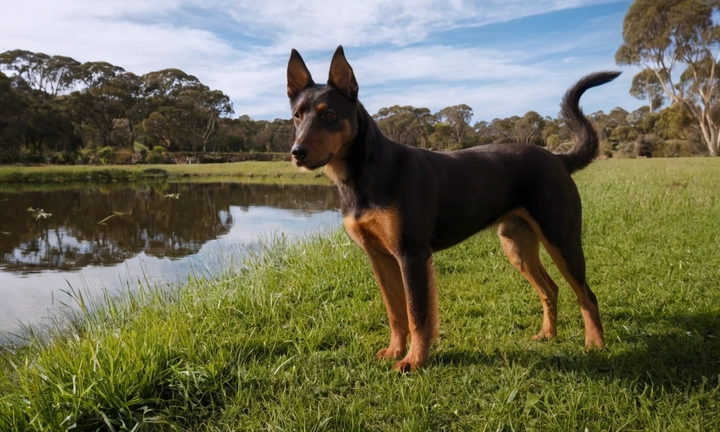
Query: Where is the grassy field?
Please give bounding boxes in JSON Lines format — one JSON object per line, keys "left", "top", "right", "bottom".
{"left": 0, "top": 158, "right": 719, "bottom": 430}
{"left": 0, "top": 161, "right": 330, "bottom": 187}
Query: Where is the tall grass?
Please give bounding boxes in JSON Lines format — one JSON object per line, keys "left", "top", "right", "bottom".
{"left": 1, "top": 158, "right": 719, "bottom": 430}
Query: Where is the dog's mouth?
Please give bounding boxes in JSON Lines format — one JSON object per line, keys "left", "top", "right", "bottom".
{"left": 294, "top": 153, "right": 333, "bottom": 170}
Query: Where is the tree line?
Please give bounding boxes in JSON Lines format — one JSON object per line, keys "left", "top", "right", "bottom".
{"left": 0, "top": 0, "right": 718, "bottom": 164}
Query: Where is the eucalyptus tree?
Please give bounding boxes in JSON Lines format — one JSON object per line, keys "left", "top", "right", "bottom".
{"left": 512, "top": 111, "right": 546, "bottom": 145}
{"left": 68, "top": 62, "right": 143, "bottom": 148}
{"left": 0, "top": 72, "right": 29, "bottom": 156}
{"left": 616, "top": 0, "right": 720, "bottom": 155}
{"left": 629, "top": 69, "right": 666, "bottom": 112}
{"left": 434, "top": 104, "right": 473, "bottom": 148}
{"left": 373, "top": 105, "right": 434, "bottom": 147}
{"left": 0, "top": 50, "right": 82, "bottom": 98}
{"left": 141, "top": 69, "right": 233, "bottom": 151}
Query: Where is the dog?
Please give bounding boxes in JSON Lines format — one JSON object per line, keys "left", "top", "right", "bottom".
{"left": 287, "top": 45, "right": 619, "bottom": 372}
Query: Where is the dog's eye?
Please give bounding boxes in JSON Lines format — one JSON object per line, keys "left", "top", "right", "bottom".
{"left": 293, "top": 111, "right": 301, "bottom": 119}
{"left": 324, "top": 111, "right": 336, "bottom": 121}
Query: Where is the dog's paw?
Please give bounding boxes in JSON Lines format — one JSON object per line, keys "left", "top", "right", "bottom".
{"left": 375, "top": 346, "right": 405, "bottom": 360}
{"left": 390, "top": 352, "right": 428, "bottom": 373}
{"left": 584, "top": 339, "right": 605, "bottom": 351}
{"left": 391, "top": 359, "right": 415, "bottom": 373}
{"left": 531, "top": 331, "right": 555, "bottom": 342}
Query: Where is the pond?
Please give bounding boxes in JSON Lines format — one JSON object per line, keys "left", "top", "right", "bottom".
{"left": 0, "top": 182, "right": 342, "bottom": 337}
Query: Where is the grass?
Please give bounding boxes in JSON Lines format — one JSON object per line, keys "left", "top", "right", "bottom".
{"left": 0, "top": 158, "right": 719, "bottom": 430}
{"left": 0, "top": 161, "right": 331, "bottom": 187}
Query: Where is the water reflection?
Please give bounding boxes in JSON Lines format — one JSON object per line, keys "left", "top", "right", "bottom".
{"left": 0, "top": 183, "right": 341, "bottom": 335}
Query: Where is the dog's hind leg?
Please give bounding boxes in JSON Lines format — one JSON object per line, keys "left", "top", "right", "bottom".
{"left": 539, "top": 235, "right": 604, "bottom": 349}
{"left": 365, "top": 247, "right": 410, "bottom": 360}
{"left": 498, "top": 217, "right": 560, "bottom": 341}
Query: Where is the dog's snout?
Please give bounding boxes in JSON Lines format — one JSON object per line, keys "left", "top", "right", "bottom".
{"left": 291, "top": 145, "right": 308, "bottom": 161}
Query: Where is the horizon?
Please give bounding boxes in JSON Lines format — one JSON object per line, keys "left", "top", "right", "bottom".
{"left": 0, "top": 0, "right": 643, "bottom": 123}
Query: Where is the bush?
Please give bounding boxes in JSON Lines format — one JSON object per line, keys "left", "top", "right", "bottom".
{"left": 617, "top": 134, "right": 660, "bottom": 158}
{"left": 96, "top": 146, "right": 116, "bottom": 164}
{"left": 652, "top": 139, "right": 707, "bottom": 157}
{"left": 114, "top": 148, "right": 136, "bottom": 165}
{"left": 146, "top": 151, "right": 165, "bottom": 164}
{"left": 635, "top": 134, "right": 658, "bottom": 157}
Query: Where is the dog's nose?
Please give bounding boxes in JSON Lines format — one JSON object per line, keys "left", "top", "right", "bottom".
{"left": 291, "top": 145, "right": 307, "bottom": 160}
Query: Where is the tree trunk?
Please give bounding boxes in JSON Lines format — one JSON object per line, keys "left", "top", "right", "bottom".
{"left": 127, "top": 119, "right": 135, "bottom": 149}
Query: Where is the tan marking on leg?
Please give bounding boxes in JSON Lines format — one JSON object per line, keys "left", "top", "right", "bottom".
{"left": 364, "top": 247, "right": 408, "bottom": 360}
{"left": 393, "top": 256, "right": 439, "bottom": 372}
{"left": 506, "top": 208, "right": 604, "bottom": 349}
{"left": 540, "top": 244, "right": 604, "bottom": 349}
{"left": 343, "top": 208, "right": 414, "bottom": 360}
{"left": 342, "top": 207, "right": 401, "bottom": 255}
{"left": 498, "top": 218, "right": 559, "bottom": 341}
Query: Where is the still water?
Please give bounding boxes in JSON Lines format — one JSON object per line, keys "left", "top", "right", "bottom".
{"left": 0, "top": 183, "right": 341, "bottom": 336}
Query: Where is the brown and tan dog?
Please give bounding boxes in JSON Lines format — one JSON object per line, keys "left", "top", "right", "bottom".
{"left": 287, "top": 45, "right": 619, "bottom": 372}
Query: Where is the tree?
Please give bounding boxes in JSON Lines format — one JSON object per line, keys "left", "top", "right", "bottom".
{"left": 66, "top": 63, "right": 144, "bottom": 149}
{"left": 472, "top": 121, "right": 495, "bottom": 145}
{"left": 488, "top": 117, "right": 516, "bottom": 143}
{"left": 616, "top": 0, "right": 720, "bottom": 155}
{"left": 435, "top": 104, "right": 473, "bottom": 148}
{"left": 374, "top": 105, "right": 433, "bottom": 147}
{"left": 429, "top": 123, "right": 454, "bottom": 150}
{"left": 140, "top": 69, "right": 233, "bottom": 152}
{"left": 652, "top": 102, "right": 696, "bottom": 140}
{"left": 629, "top": 69, "right": 666, "bottom": 112}
{"left": 512, "top": 111, "right": 546, "bottom": 145}
{"left": 0, "top": 72, "right": 30, "bottom": 159}
{"left": 0, "top": 50, "right": 81, "bottom": 98}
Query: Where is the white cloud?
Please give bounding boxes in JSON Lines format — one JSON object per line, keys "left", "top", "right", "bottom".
{"left": 0, "top": 0, "right": 638, "bottom": 121}
{"left": 221, "top": 0, "right": 623, "bottom": 53}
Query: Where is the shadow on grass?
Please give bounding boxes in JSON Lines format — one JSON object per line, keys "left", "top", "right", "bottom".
{"left": 431, "top": 311, "right": 720, "bottom": 392}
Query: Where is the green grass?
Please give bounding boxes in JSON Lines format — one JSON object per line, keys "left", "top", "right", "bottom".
{"left": 0, "top": 161, "right": 331, "bottom": 187}
{"left": 1, "top": 158, "right": 719, "bottom": 430}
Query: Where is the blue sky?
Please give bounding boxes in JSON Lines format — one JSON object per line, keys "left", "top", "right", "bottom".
{"left": 0, "top": 0, "right": 642, "bottom": 123}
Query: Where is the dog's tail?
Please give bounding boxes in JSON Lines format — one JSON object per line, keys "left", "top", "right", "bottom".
{"left": 559, "top": 71, "right": 621, "bottom": 174}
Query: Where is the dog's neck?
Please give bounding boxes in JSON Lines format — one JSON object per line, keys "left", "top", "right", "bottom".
{"left": 330, "top": 102, "right": 399, "bottom": 217}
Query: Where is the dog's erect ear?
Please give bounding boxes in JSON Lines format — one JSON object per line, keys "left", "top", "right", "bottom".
{"left": 328, "top": 45, "right": 358, "bottom": 100}
{"left": 287, "top": 49, "right": 315, "bottom": 99}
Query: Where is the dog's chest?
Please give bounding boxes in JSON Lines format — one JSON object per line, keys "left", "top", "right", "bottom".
{"left": 343, "top": 207, "right": 401, "bottom": 254}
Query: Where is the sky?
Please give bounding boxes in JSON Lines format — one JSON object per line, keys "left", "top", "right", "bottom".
{"left": 0, "top": 0, "right": 644, "bottom": 123}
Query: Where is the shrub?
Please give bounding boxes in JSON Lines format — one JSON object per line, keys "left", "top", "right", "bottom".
{"left": 96, "top": 146, "right": 116, "bottom": 165}
{"left": 635, "top": 134, "right": 658, "bottom": 157}
{"left": 114, "top": 148, "right": 136, "bottom": 165}
{"left": 146, "top": 151, "right": 165, "bottom": 164}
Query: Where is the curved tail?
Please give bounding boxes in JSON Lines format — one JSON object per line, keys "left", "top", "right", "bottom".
{"left": 558, "top": 71, "right": 621, "bottom": 173}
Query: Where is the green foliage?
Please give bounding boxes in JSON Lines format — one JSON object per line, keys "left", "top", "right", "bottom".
{"left": 3, "top": 38, "right": 719, "bottom": 162}
{"left": 513, "top": 111, "right": 546, "bottom": 146}
{"left": 630, "top": 69, "right": 666, "bottom": 111}
{"left": 617, "top": 0, "right": 720, "bottom": 155}
{"left": 114, "top": 148, "right": 136, "bottom": 165}
{"left": 96, "top": 146, "right": 115, "bottom": 164}
{"left": 374, "top": 105, "right": 434, "bottom": 148}
{"left": 145, "top": 152, "right": 165, "bottom": 165}
{"left": 1, "top": 159, "right": 719, "bottom": 430}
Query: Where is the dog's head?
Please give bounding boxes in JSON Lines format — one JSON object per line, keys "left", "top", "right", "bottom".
{"left": 287, "top": 46, "right": 359, "bottom": 172}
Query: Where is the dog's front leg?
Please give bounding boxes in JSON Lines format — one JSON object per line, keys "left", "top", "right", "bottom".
{"left": 364, "top": 246, "right": 409, "bottom": 360}
{"left": 393, "top": 250, "right": 439, "bottom": 372}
